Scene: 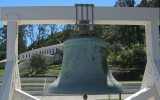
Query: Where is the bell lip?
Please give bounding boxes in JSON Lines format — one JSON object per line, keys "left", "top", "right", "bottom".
{"left": 47, "top": 86, "right": 124, "bottom": 95}
{"left": 47, "top": 90, "right": 124, "bottom": 95}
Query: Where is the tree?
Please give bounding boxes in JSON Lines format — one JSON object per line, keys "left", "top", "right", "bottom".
{"left": 36, "top": 24, "right": 48, "bottom": 48}
{"left": 27, "top": 25, "right": 35, "bottom": 43}
{"left": 137, "top": 0, "right": 159, "bottom": 7}
{"left": 0, "top": 26, "right": 7, "bottom": 60}
{"left": 62, "top": 24, "right": 75, "bottom": 41}
{"left": 132, "top": 47, "right": 146, "bottom": 74}
{"left": 30, "top": 54, "right": 48, "bottom": 72}
{"left": 49, "top": 24, "right": 57, "bottom": 36}
{"left": 47, "top": 24, "right": 59, "bottom": 45}
{"left": 92, "top": 25, "right": 104, "bottom": 37}
{"left": 119, "top": 47, "right": 146, "bottom": 72}
{"left": 109, "top": 42, "right": 123, "bottom": 67}
{"left": 115, "top": 0, "right": 135, "bottom": 7}
{"left": 0, "top": 51, "right": 6, "bottom": 60}
{"left": 18, "top": 25, "right": 27, "bottom": 54}
{"left": 0, "top": 25, "right": 7, "bottom": 51}
{"left": 46, "top": 34, "right": 59, "bottom": 45}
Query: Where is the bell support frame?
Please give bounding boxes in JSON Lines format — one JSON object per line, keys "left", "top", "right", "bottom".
{"left": 0, "top": 6, "right": 159, "bottom": 100}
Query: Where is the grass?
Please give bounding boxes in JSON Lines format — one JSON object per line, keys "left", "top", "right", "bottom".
{"left": 47, "top": 65, "right": 56, "bottom": 68}
{"left": 140, "top": 74, "right": 144, "bottom": 79}
{"left": 119, "top": 81, "right": 142, "bottom": 83}
{"left": 47, "top": 69, "right": 55, "bottom": 72}
{"left": 26, "top": 65, "right": 61, "bottom": 77}
{"left": 19, "top": 81, "right": 141, "bottom": 84}
{"left": 21, "top": 82, "right": 52, "bottom": 84}
{"left": 47, "top": 64, "right": 61, "bottom": 68}
{"left": 0, "top": 69, "right": 4, "bottom": 75}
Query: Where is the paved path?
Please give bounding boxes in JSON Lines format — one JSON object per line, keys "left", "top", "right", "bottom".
{"left": 36, "top": 94, "right": 132, "bottom": 100}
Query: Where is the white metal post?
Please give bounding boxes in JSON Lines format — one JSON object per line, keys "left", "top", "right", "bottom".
{"left": 0, "top": 21, "right": 20, "bottom": 100}
{"left": 138, "top": 19, "right": 160, "bottom": 99}
{"left": 125, "top": 17, "right": 160, "bottom": 100}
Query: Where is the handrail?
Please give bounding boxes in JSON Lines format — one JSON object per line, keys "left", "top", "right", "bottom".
{"left": 14, "top": 89, "right": 40, "bottom": 100}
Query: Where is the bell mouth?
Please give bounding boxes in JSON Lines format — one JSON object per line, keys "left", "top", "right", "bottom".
{"left": 48, "top": 87, "right": 123, "bottom": 95}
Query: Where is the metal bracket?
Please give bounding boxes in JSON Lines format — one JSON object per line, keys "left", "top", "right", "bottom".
{"left": 75, "top": 4, "right": 94, "bottom": 32}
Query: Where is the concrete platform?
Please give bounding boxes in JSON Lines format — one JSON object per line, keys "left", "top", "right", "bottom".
{"left": 36, "top": 94, "right": 132, "bottom": 100}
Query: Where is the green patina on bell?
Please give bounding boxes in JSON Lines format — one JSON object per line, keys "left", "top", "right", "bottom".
{"left": 47, "top": 36, "right": 123, "bottom": 94}
{"left": 48, "top": 13, "right": 123, "bottom": 94}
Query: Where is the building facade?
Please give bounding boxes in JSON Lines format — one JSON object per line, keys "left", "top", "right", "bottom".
{"left": 19, "top": 43, "right": 64, "bottom": 64}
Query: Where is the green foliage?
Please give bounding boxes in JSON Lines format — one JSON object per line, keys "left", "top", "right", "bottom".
{"left": 0, "top": 51, "right": 6, "bottom": 60}
{"left": 18, "top": 25, "right": 27, "bottom": 54}
{"left": 29, "top": 54, "right": 49, "bottom": 73}
{"left": 0, "top": 25, "right": 7, "bottom": 51}
{"left": 115, "top": 0, "right": 135, "bottom": 7}
{"left": 23, "top": 64, "right": 61, "bottom": 77}
{"left": 0, "top": 69, "right": 4, "bottom": 75}
{"left": 108, "top": 42, "right": 123, "bottom": 66}
{"left": 137, "top": 0, "right": 159, "bottom": 7}
{"left": 132, "top": 47, "right": 146, "bottom": 73}
{"left": 118, "top": 47, "right": 146, "bottom": 74}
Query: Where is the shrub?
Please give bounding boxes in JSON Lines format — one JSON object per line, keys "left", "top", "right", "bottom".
{"left": 29, "top": 54, "right": 48, "bottom": 72}
{"left": 0, "top": 51, "right": 6, "bottom": 60}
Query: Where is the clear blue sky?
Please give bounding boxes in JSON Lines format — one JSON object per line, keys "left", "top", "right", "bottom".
{"left": 0, "top": 0, "right": 141, "bottom": 7}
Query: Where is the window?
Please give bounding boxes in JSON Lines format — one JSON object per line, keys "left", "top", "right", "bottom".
{"left": 23, "top": 55, "right": 24, "bottom": 58}
{"left": 29, "top": 54, "right": 30, "bottom": 57}
{"left": 53, "top": 49, "right": 54, "bottom": 54}
{"left": 26, "top": 54, "right": 27, "bottom": 58}
{"left": 50, "top": 49, "right": 51, "bottom": 54}
{"left": 47, "top": 50, "right": 48, "bottom": 54}
{"left": 56, "top": 48, "right": 58, "bottom": 53}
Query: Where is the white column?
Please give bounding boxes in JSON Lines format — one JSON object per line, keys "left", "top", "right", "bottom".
{"left": 15, "top": 23, "right": 21, "bottom": 90}
{"left": 146, "top": 19, "right": 160, "bottom": 61}
{"left": 141, "top": 18, "right": 160, "bottom": 99}
{"left": 0, "top": 21, "right": 20, "bottom": 100}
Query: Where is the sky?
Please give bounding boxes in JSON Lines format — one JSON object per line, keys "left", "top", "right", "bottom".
{"left": 0, "top": 0, "right": 141, "bottom": 46}
{"left": 0, "top": 0, "right": 141, "bottom": 7}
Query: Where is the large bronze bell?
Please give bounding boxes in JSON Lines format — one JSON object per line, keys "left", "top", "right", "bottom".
{"left": 48, "top": 36, "right": 123, "bottom": 95}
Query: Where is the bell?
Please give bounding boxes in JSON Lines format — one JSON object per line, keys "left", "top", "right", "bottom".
{"left": 48, "top": 36, "right": 123, "bottom": 95}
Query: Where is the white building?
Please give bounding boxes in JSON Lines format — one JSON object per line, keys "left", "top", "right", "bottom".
{"left": 19, "top": 43, "right": 64, "bottom": 64}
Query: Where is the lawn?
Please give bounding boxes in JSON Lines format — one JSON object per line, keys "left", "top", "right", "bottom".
{"left": 119, "top": 81, "right": 141, "bottom": 83}
{"left": 0, "top": 69, "right": 4, "bottom": 75}
{"left": 25, "top": 64, "right": 61, "bottom": 77}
